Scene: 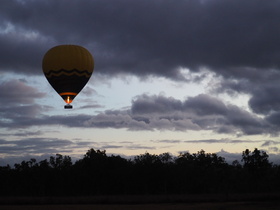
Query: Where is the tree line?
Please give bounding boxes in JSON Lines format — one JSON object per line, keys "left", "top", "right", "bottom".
{"left": 0, "top": 148, "right": 280, "bottom": 196}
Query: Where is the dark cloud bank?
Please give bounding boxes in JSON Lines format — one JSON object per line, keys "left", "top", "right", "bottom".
{"left": 1, "top": 0, "right": 280, "bottom": 76}
{"left": 0, "top": 0, "right": 280, "bottom": 116}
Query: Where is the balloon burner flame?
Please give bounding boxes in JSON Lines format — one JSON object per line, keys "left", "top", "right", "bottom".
{"left": 66, "top": 96, "right": 70, "bottom": 104}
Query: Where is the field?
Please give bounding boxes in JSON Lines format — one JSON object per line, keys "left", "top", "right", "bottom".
{"left": 1, "top": 194, "right": 280, "bottom": 210}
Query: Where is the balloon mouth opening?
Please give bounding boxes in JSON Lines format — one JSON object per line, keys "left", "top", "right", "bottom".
{"left": 59, "top": 92, "right": 77, "bottom": 106}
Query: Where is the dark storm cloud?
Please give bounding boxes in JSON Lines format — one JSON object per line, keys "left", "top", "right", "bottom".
{"left": 248, "top": 82, "right": 280, "bottom": 115}
{"left": 1, "top": 0, "right": 280, "bottom": 78}
{"left": 216, "top": 69, "right": 280, "bottom": 116}
{"left": 265, "top": 111, "right": 280, "bottom": 126}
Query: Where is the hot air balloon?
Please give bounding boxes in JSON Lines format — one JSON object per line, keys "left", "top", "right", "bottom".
{"left": 42, "top": 45, "right": 94, "bottom": 109}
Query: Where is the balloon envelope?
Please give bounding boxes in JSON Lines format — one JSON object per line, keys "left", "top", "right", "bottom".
{"left": 42, "top": 45, "right": 94, "bottom": 108}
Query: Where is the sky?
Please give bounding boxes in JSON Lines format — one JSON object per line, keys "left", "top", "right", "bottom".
{"left": 1, "top": 0, "right": 280, "bottom": 166}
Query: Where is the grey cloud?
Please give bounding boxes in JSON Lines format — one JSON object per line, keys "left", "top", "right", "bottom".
{"left": 0, "top": 138, "right": 73, "bottom": 155}
{"left": 0, "top": 105, "right": 44, "bottom": 119}
{"left": 98, "top": 143, "right": 155, "bottom": 151}
{"left": 131, "top": 94, "right": 182, "bottom": 114}
{"left": 248, "top": 84, "right": 280, "bottom": 115}
{"left": 1, "top": 93, "right": 274, "bottom": 136}
{"left": 0, "top": 79, "right": 45, "bottom": 105}
{"left": 100, "top": 145, "right": 123, "bottom": 149}
{"left": 269, "top": 153, "right": 280, "bottom": 165}
{"left": 13, "top": 130, "right": 43, "bottom": 136}
{"left": 1, "top": 0, "right": 280, "bottom": 79}
{"left": 269, "top": 147, "right": 279, "bottom": 153}
{"left": 0, "top": 21, "right": 51, "bottom": 74}
{"left": 223, "top": 70, "right": 280, "bottom": 112}
{"left": 223, "top": 104, "right": 268, "bottom": 135}
{"left": 183, "top": 139, "right": 261, "bottom": 144}
{"left": 79, "top": 104, "right": 104, "bottom": 109}
{"left": 2, "top": 130, "right": 43, "bottom": 137}
{"left": 265, "top": 111, "right": 280, "bottom": 126}
{"left": 130, "top": 94, "right": 269, "bottom": 135}
{"left": 0, "top": 104, "right": 51, "bottom": 129}
{"left": 0, "top": 137, "right": 97, "bottom": 156}
{"left": 15, "top": 138, "right": 71, "bottom": 147}
{"left": 152, "top": 140, "right": 182, "bottom": 144}
{"left": 214, "top": 69, "right": 280, "bottom": 120}
{"left": 131, "top": 94, "right": 228, "bottom": 116}
{"left": 124, "top": 144, "right": 156, "bottom": 151}
{"left": 183, "top": 94, "right": 228, "bottom": 116}
{"left": 261, "top": 140, "right": 280, "bottom": 147}
{"left": 0, "top": 79, "right": 48, "bottom": 127}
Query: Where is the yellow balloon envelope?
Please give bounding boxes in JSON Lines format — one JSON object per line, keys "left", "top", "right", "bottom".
{"left": 42, "top": 45, "right": 94, "bottom": 109}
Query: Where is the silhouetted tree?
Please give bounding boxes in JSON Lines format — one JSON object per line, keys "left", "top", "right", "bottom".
{"left": 1, "top": 147, "right": 280, "bottom": 197}
{"left": 175, "top": 150, "right": 229, "bottom": 193}
{"left": 38, "top": 159, "right": 51, "bottom": 170}
{"left": 50, "top": 154, "right": 72, "bottom": 169}
{"left": 241, "top": 148, "right": 273, "bottom": 192}
{"left": 132, "top": 152, "right": 175, "bottom": 194}
{"left": 242, "top": 148, "right": 271, "bottom": 170}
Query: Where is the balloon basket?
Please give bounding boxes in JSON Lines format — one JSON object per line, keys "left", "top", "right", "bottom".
{"left": 64, "top": 104, "right": 73, "bottom": 109}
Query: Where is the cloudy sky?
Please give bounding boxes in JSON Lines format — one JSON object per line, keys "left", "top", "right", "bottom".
{"left": 1, "top": 0, "right": 280, "bottom": 165}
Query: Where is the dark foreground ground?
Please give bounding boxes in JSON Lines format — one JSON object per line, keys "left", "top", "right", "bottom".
{"left": 1, "top": 193, "right": 280, "bottom": 210}
{"left": 1, "top": 202, "right": 280, "bottom": 210}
